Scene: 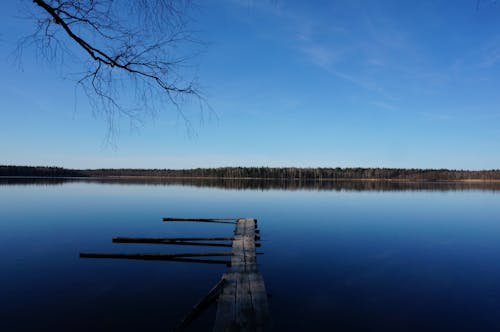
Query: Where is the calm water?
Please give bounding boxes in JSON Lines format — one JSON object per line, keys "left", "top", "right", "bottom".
{"left": 1, "top": 178, "right": 500, "bottom": 331}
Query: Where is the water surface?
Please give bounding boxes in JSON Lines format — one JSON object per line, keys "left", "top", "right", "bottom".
{"left": 1, "top": 178, "right": 500, "bottom": 331}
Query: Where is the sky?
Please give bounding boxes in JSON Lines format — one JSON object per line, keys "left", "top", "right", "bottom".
{"left": 1, "top": 0, "right": 500, "bottom": 170}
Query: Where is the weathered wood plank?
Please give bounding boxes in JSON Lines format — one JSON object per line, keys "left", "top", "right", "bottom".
{"left": 163, "top": 218, "right": 237, "bottom": 224}
{"left": 234, "top": 271, "right": 253, "bottom": 329}
{"left": 112, "top": 238, "right": 233, "bottom": 247}
{"left": 113, "top": 236, "right": 235, "bottom": 242}
{"left": 248, "top": 272, "right": 270, "bottom": 327}
{"left": 163, "top": 217, "right": 240, "bottom": 221}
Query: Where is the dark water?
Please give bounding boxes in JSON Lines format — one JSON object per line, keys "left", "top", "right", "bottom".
{"left": 1, "top": 178, "right": 500, "bottom": 331}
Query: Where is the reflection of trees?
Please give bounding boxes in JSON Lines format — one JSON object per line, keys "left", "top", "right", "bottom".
{"left": 0, "top": 178, "right": 68, "bottom": 186}
{"left": 2, "top": 177, "right": 500, "bottom": 192}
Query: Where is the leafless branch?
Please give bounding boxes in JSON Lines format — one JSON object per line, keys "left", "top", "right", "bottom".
{"left": 18, "top": 0, "right": 205, "bottom": 139}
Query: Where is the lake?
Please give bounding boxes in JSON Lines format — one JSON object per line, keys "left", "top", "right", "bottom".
{"left": 1, "top": 178, "right": 500, "bottom": 331}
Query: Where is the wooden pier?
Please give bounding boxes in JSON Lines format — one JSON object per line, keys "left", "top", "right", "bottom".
{"left": 214, "top": 218, "right": 270, "bottom": 332}
{"left": 80, "top": 217, "right": 270, "bottom": 331}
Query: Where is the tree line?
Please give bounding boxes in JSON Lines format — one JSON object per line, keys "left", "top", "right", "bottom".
{"left": 2, "top": 165, "right": 500, "bottom": 181}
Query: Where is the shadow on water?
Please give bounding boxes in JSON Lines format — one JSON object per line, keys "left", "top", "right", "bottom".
{"left": 2, "top": 177, "right": 500, "bottom": 191}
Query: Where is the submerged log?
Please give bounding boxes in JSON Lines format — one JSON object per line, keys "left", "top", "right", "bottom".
{"left": 175, "top": 278, "right": 227, "bottom": 331}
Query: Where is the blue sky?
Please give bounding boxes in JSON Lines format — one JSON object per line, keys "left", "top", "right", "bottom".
{"left": 1, "top": 0, "right": 500, "bottom": 169}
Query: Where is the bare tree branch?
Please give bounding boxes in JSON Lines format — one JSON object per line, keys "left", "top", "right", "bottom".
{"left": 19, "top": 0, "right": 205, "bottom": 139}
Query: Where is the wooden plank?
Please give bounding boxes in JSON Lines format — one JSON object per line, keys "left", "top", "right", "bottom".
{"left": 248, "top": 272, "right": 270, "bottom": 327}
{"left": 113, "top": 236, "right": 235, "bottom": 242}
{"left": 163, "top": 218, "right": 237, "bottom": 224}
{"left": 163, "top": 217, "right": 240, "bottom": 221}
{"left": 112, "top": 239, "right": 233, "bottom": 247}
{"left": 234, "top": 271, "right": 253, "bottom": 329}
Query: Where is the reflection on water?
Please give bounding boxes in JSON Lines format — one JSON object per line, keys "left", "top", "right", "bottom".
{"left": 2, "top": 177, "right": 500, "bottom": 191}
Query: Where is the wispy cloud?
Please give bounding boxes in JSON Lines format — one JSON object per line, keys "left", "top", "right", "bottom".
{"left": 478, "top": 39, "right": 500, "bottom": 68}
{"left": 266, "top": 3, "right": 406, "bottom": 99}
{"left": 225, "top": 0, "right": 500, "bottom": 118}
{"left": 416, "top": 111, "right": 455, "bottom": 121}
{"left": 224, "top": 0, "right": 397, "bottom": 99}
{"left": 371, "top": 101, "right": 395, "bottom": 111}
{"left": 299, "top": 44, "right": 345, "bottom": 68}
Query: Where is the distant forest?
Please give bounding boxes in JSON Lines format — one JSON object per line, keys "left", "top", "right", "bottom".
{"left": 2, "top": 165, "right": 500, "bottom": 181}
